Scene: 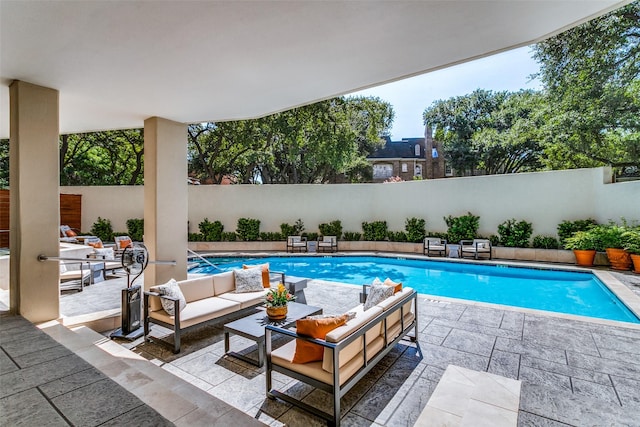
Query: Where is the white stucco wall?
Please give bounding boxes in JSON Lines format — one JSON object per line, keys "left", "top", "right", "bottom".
{"left": 61, "top": 167, "right": 639, "bottom": 239}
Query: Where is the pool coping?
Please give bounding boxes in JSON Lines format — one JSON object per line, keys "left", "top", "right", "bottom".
{"left": 190, "top": 251, "right": 640, "bottom": 328}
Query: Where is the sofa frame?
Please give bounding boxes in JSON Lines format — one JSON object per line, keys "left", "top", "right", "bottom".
{"left": 265, "top": 289, "right": 418, "bottom": 427}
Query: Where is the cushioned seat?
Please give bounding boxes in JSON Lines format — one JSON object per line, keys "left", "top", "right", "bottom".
{"left": 460, "top": 239, "right": 492, "bottom": 260}
{"left": 149, "top": 297, "right": 240, "bottom": 329}
{"left": 218, "top": 289, "right": 269, "bottom": 308}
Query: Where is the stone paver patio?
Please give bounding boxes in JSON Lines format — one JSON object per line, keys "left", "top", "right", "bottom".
{"left": 2, "top": 264, "right": 640, "bottom": 426}
{"left": 128, "top": 274, "right": 640, "bottom": 426}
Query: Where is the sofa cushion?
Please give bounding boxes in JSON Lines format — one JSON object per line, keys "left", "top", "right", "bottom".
{"left": 175, "top": 276, "right": 215, "bottom": 303}
{"left": 149, "top": 297, "right": 240, "bottom": 328}
{"left": 375, "top": 287, "right": 414, "bottom": 311}
{"left": 243, "top": 263, "right": 271, "bottom": 288}
{"left": 118, "top": 237, "right": 132, "bottom": 249}
{"left": 234, "top": 268, "right": 264, "bottom": 293}
{"left": 363, "top": 284, "right": 394, "bottom": 310}
{"left": 212, "top": 271, "right": 235, "bottom": 295}
{"left": 383, "top": 278, "right": 402, "bottom": 293}
{"left": 218, "top": 289, "right": 268, "bottom": 309}
{"left": 386, "top": 311, "right": 416, "bottom": 345}
{"left": 273, "top": 338, "right": 382, "bottom": 386}
{"left": 292, "top": 315, "right": 348, "bottom": 364}
{"left": 155, "top": 279, "right": 187, "bottom": 316}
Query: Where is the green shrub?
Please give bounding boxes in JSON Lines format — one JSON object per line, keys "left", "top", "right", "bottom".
{"left": 221, "top": 232, "right": 237, "bottom": 241}
{"left": 318, "top": 220, "right": 343, "bottom": 239}
{"left": 343, "top": 232, "right": 362, "bottom": 241}
{"left": 362, "top": 221, "right": 388, "bottom": 241}
{"left": 260, "top": 232, "right": 283, "bottom": 241}
{"left": 426, "top": 231, "right": 448, "bottom": 241}
{"left": 589, "top": 222, "right": 627, "bottom": 250}
{"left": 564, "top": 231, "right": 598, "bottom": 250}
{"left": 444, "top": 212, "right": 479, "bottom": 243}
{"left": 557, "top": 219, "right": 597, "bottom": 248}
{"left": 280, "top": 219, "right": 305, "bottom": 237}
{"left": 236, "top": 218, "right": 260, "bottom": 241}
{"left": 532, "top": 235, "right": 560, "bottom": 249}
{"left": 199, "top": 218, "right": 224, "bottom": 241}
{"left": 90, "top": 217, "right": 114, "bottom": 242}
{"left": 188, "top": 233, "right": 204, "bottom": 242}
{"left": 497, "top": 219, "right": 533, "bottom": 247}
{"left": 405, "top": 217, "right": 426, "bottom": 243}
{"left": 388, "top": 231, "right": 408, "bottom": 242}
{"left": 303, "top": 232, "right": 319, "bottom": 241}
{"left": 488, "top": 234, "right": 500, "bottom": 246}
{"left": 126, "top": 218, "right": 144, "bottom": 242}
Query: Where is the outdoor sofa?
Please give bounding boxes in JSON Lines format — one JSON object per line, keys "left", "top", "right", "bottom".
{"left": 266, "top": 285, "right": 417, "bottom": 426}
{"left": 144, "top": 269, "right": 273, "bottom": 353}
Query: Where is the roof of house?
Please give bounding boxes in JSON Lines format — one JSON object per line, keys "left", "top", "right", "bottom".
{"left": 368, "top": 137, "right": 425, "bottom": 159}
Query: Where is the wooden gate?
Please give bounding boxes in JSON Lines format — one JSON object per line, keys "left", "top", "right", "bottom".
{"left": 0, "top": 191, "right": 82, "bottom": 248}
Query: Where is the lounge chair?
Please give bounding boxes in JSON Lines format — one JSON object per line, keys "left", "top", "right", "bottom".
{"left": 286, "top": 236, "right": 307, "bottom": 253}
{"left": 317, "top": 235, "right": 338, "bottom": 253}
{"left": 460, "top": 239, "right": 492, "bottom": 260}
{"left": 85, "top": 238, "right": 123, "bottom": 277}
{"left": 423, "top": 237, "right": 447, "bottom": 256}
{"left": 114, "top": 235, "right": 133, "bottom": 252}
{"left": 59, "top": 261, "right": 90, "bottom": 292}
{"left": 60, "top": 225, "right": 95, "bottom": 244}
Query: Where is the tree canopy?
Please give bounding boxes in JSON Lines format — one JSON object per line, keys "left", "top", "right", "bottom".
{"left": 423, "top": 89, "right": 545, "bottom": 175}
{"left": 188, "top": 96, "right": 394, "bottom": 184}
{"left": 531, "top": 1, "right": 639, "bottom": 171}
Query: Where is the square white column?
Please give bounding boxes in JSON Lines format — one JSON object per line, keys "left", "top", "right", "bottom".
{"left": 9, "top": 81, "right": 60, "bottom": 322}
{"left": 143, "top": 117, "right": 188, "bottom": 289}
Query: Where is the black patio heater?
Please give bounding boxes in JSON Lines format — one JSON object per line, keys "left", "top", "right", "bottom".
{"left": 110, "top": 242, "right": 148, "bottom": 340}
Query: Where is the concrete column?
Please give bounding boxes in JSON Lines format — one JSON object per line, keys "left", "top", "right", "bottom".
{"left": 9, "top": 81, "right": 60, "bottom": 322}
{"left": 143, "top": 117, "right": 187, "bottom": 289}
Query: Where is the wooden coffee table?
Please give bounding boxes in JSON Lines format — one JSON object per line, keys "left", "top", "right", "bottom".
{"left": 223, "top": 301, "right": 322, "bottom": 367}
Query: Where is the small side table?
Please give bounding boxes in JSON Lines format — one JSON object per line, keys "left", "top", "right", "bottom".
{"left": 284, "top": 276, "right": 308, "bottom": 304}
{"left": 89, "top": 262, "right": 105, "bottom": 284}
{"left": 448, "top": 244, "right": 460, "bottom": 258}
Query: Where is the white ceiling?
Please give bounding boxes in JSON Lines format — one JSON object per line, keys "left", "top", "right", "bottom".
{"left": 0, "top": 1, "right": 629, "bottom": 138}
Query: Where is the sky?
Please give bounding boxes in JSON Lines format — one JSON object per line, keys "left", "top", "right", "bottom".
{"left": 349, "top": 46, "right": 542, "bottom": 140}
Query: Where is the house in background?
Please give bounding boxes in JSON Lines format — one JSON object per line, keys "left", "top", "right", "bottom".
{"left": 367, "top": 125, "right": 447, "bottom": 182}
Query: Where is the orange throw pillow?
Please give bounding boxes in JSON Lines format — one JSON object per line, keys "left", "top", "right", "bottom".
{"left": 384, "top": 278, "right": 402, "bottom": 293}
{"left": 292, "top": 315, "right": 347, "bottom": 364}
{"left": 65, "top": 229, "right": 77, "bottom": 237}
{"left": 119, "top": 238, "right": 132, "bottom": 249}
{"left": 242, "top": 263, "right": 270, "bottom": 288}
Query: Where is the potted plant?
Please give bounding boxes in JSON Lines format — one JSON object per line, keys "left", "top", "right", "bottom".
{"left": 623, "top": 230, "right": 640, "bottom": 274}
{"left": 265, "top": 283, "right": 296, "bottom": 320}
{"left": 564, "top": 231, "right": 598, "bottom": 266}
{"left": 593, "top": 223, "right": 632, "bottom": 271}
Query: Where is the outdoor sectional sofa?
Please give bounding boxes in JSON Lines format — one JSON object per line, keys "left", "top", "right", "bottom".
{"left": 143, "top": 271, "right": 269, "bottom": 353}
{"left": 265, "top": 286, "right": 418, "bottom": 426}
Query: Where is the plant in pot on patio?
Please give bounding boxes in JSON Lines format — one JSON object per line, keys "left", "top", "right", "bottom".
{"left": 265, "top": 283, "right": 296, "bottom": 320}
{"left": 592, "top": 223, "right": 632, "bottom": 271}
{"left": 623, "top": 229, "right": 640, "bottom": 274}
{"left": 564, "top": 231, "right": 598, "bottom": 267}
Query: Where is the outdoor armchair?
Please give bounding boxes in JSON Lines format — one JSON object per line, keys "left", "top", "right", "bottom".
{"left": 286, "top": 236, "right": 308, "bottom": 253}
{"left": 460, "top": 239, "right": 492, "bottom": 260}
{"left": 317, "top": 235, "right": 338, "bottom": 253}
{"left": 423, "top": 237, "right": 447, "bottom": 257}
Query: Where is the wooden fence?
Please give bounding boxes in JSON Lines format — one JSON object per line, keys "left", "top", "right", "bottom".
{"left": 0, "top": 190, "right": 82, "bottom": 248}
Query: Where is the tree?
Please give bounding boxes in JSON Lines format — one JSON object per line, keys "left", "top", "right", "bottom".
{"left": 423, "top": 89, "right": 544, "bottom": 175}
{"left": 187, "top": 96, "right": 394, "bottom": 184}
{"left": 60, "top": 130, "right": 144, "bottom": 185}
{"left": 532, "top": 1, "right": 640, "bottom": 171}
{"left": 0, "top": 139, "right": 8, "bottom": 188}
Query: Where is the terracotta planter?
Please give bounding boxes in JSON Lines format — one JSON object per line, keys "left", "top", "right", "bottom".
{"left": 630, "top": 254, "right": 640, "bottom": 274}
{"left": 605, "top": 248, "right": 632, "bottom": 271}
{"left": 573, "top": 249, "right": 596, "bottom": 267}
{"left": 266, "top": 305, "right": 288, "bottom": 320}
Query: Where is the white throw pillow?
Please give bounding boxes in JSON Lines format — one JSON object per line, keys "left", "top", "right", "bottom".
{"left": 94, "top": 248, "right": 115, "bottom": 260}
{"left": 234, "top": 268, "right": 264, "bottom": 293}
{"left": 364, "top": 284, "right": 394, "bottom": 311}
{"left": 155, "top": 279, "right": 186, "bottom": 316}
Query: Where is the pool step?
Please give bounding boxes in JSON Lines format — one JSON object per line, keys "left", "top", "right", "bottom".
{"left": 414, "top": 365, "right": 521, "bottom": 427}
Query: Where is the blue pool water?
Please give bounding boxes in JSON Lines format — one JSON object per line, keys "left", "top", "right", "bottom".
{"left": 189, "top": 256, "right": 640, "bottom": 323}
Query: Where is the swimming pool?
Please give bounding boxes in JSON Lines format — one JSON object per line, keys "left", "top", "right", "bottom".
{"left": 189, "top": 256, "right": 640, "bottom": 324}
